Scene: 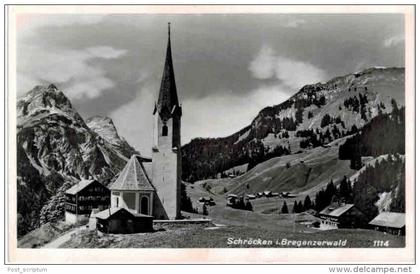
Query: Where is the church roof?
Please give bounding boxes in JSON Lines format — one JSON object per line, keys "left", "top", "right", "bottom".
{"left": 109, "top": 155, "right": 154, "bottom": 191}
{"left": 154, "top": 23, "right": 181, "bottom": 118}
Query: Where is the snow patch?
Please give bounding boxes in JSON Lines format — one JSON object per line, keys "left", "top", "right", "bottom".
{"left": 375, "top": 191, "right": 393, "bottom": 213}
{"left": 234, "top": 129, "right": 250, "bottom": 145}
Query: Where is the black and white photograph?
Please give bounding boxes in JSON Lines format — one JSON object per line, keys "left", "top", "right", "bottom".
{"left": 4, "top": 4, "right": 415, "bottom": 265}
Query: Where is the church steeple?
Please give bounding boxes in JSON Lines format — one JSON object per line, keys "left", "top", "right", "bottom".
{"left": 151, "top": 23, "right": 182, "bottom": 220}
{"left": 154, "top": 22, "right": 181, "bottom": 119}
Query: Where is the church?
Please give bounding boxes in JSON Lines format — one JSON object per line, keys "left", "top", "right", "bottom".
{"left": 108, "top": 23, "right": 182, "bottom": 220}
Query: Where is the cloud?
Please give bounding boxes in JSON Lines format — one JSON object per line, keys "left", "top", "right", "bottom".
{"left": 16, "top": 14, "right": 121, "bottom": 100}
{"left": 17, "top": 14, "right": 105, "bottom": 39}
{"left": 180, "top": 84, "right": 291, "bottom": 143}
{"left": 274, "top": 57, "right": 327, "bottom": 89}
{"left": 383, "top": 35, "right": 404, "bottom": 48}
{"left": 249, "top": 45, "right": 327, "bottom": 90}
{"left": 85, "top": 46, "right": 127, "bottom": 59}
{"left": 248, "top": 46, "right": 277, "bottom": 79}
{"left": 284, "top": 18, "right": 306, "bottom": 28}
{"left": 18, "top": 45, "right": 127, "bottom": 99}
{"left": 109, "top": 82, "right": 157, "bottom": 155}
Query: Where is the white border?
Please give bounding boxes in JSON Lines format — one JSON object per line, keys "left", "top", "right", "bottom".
{"left": 4, "top": 4, "right": 415, "bottom": 264}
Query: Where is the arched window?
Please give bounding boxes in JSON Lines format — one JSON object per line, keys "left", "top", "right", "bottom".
{"left": 162, "top": 125, "right": 168, "bottom": 136}
{"left": 140, "top": 196, "right": 149, "bottom": 215}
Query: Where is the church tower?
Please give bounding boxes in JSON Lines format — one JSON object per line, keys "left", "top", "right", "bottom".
{"left": 152, "top": 23, "right": 182, "bottom": 220}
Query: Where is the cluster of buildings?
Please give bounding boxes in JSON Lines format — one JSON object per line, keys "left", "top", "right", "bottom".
{"left": 318, "top": 203, "right": 405, "bottom": 236}
{"left": 64, "top": 23, "right": 182, "bottom": 234}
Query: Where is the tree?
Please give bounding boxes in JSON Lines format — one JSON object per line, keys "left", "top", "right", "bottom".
{"left": 308, "top": 111, "right": 314, "bottom": 119}
{"left": 304, "top": 195, "right": 312, "bottom": 211}
{"left": 296, "top": 108, "right": 304, "bottom": 123}
{"left": 339, "top": 176, "right": 352, "bottom": 203}
{"left": 391, "top": 98, "right": 399, "bottom": 115}
{"left": 245, "top": 200, "right": 253, "bottom": 211}
{"left": 281, "top": 201, "right": 289, "bottom": 214}
{"left": 292, "top": 200, "right": 298, "bottom": 213}
{"left": 181, "top": 183, "right": 197, "bottom": 213}
{"left": 297, "top": 201, "right": 304, "bottom": 213}
{"left": 325, "top": 179, "right": 337, "bottom": 204}
{"left": 202, "top": 204, "right": 208, "bottom": 216}
{"left": 321, "top": 114, "right": 332, "bottom": 128}
{"left": 350, "top": 154, "right": 362, "bottom": 170}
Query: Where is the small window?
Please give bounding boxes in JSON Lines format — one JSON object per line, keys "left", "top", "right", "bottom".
{"left": 162, "top": 125, "right": 168, "bottom": 136}
{"left": 116, "top": 197, "right": 119, "bottom": 207}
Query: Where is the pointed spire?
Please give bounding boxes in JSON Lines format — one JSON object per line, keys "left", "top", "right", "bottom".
{"left": 168, "top": 22, "right": 171, "bottom": 38}
{"left": 154, "top": 22, "right": 181, "bottom": 118}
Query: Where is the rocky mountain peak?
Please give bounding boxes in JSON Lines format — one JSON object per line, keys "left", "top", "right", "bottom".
{"left": 86, "top": 116, "right": 121, "bottom": 145}
{"left": 16, "top": 85, "right": 138, "bottom": 236}
{"left": 18, "top": 84, "right": 73, "bottom": 116}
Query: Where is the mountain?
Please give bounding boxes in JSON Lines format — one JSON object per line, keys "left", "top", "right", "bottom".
{"left": 86, "top": 116, "right": 138, "bottom": 168}
{"left": 16, "top": 84, "right": 137, "bottom": 236}
{"left": 182, "top": 67, "right": 405, "bottom": 182}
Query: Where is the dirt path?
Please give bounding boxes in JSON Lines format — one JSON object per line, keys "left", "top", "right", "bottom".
{"left": 42, "top": 226, "right": 85, "bottom": 248}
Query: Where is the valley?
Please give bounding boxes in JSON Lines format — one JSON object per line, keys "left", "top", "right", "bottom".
{"left": 16, "top": 67, "right": 406, "bottom": 248}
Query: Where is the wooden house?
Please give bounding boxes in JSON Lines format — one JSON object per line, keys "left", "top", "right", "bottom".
{"left": 226, "top": 194, "right": 238, "bottom": 206}
{"left": 369, "top": 212, "right": 405, "bottom": 236}
{"left": 65, "top": 179, "right": 110, "bottom": 224}
{"left": 95, "top": 207, "right": 153, "bottom": 234}
{"left": 246, "top": 194, "right": 256, "bottom": 200}
{"left": 263, "top": 191, "right": 272, "bottom": 197}
{"left": 319, "top": 203, "right": 367, "bottom": 230}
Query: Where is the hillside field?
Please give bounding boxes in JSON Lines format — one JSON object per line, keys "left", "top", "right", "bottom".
{"left": 61, "top": 224, "right": 404, "bottom": 248}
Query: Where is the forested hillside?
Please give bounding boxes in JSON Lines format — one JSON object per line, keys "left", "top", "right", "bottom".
{"left": 182, "top": 67, "right": 404, "bottom": 182}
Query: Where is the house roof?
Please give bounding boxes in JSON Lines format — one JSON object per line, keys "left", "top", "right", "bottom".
{"left": 320, "top": 203, "right": 355, "bottom": 217}
{"left": 369, "top": 212, "right": 405, "bottom": 228}
{"left": 153, "top": 23, "right": 181, "bottom": 119}
{"left": 95, "top": 207, "right": 153, "bottom": 220}
{"left": 65, "top": 179, "right": 96, "bottom": 195}
{"left": 109, "top": 155, "right": 155, "bottom": 191}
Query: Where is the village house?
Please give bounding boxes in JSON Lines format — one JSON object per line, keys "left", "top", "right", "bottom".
{"left": 246, "top": 194, "right": 256, "bottom": 200}
{"left": 319, "top": 203, "right": 367, "bottom": 230}
{"left": 64, "top": 179, "right": 110, "bottom": 224}
{"left": 198, "top": 197, "right": 215, "bottom": 206}
{"left": 95, "top": 207, "right": 153, "bottom": 234}
{"left": 226, "top": 194, "right": 238, "bottom": 206}
{"left": 369, "top": 212, "right": 405, "bottom": 236}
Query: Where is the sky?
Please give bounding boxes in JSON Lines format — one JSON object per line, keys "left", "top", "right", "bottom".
{"left": 17, "top": 13, "right": 405, "bottom": 155}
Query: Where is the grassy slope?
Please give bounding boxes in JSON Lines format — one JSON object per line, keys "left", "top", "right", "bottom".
{"left": 18, "top": 222, "right": 75, "bottom": 248}
{"left": 62, "top": 225, "right": 404, "bottom": 248}
{"left": 186, "top": 137, "right": 356, "bottom": 214}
